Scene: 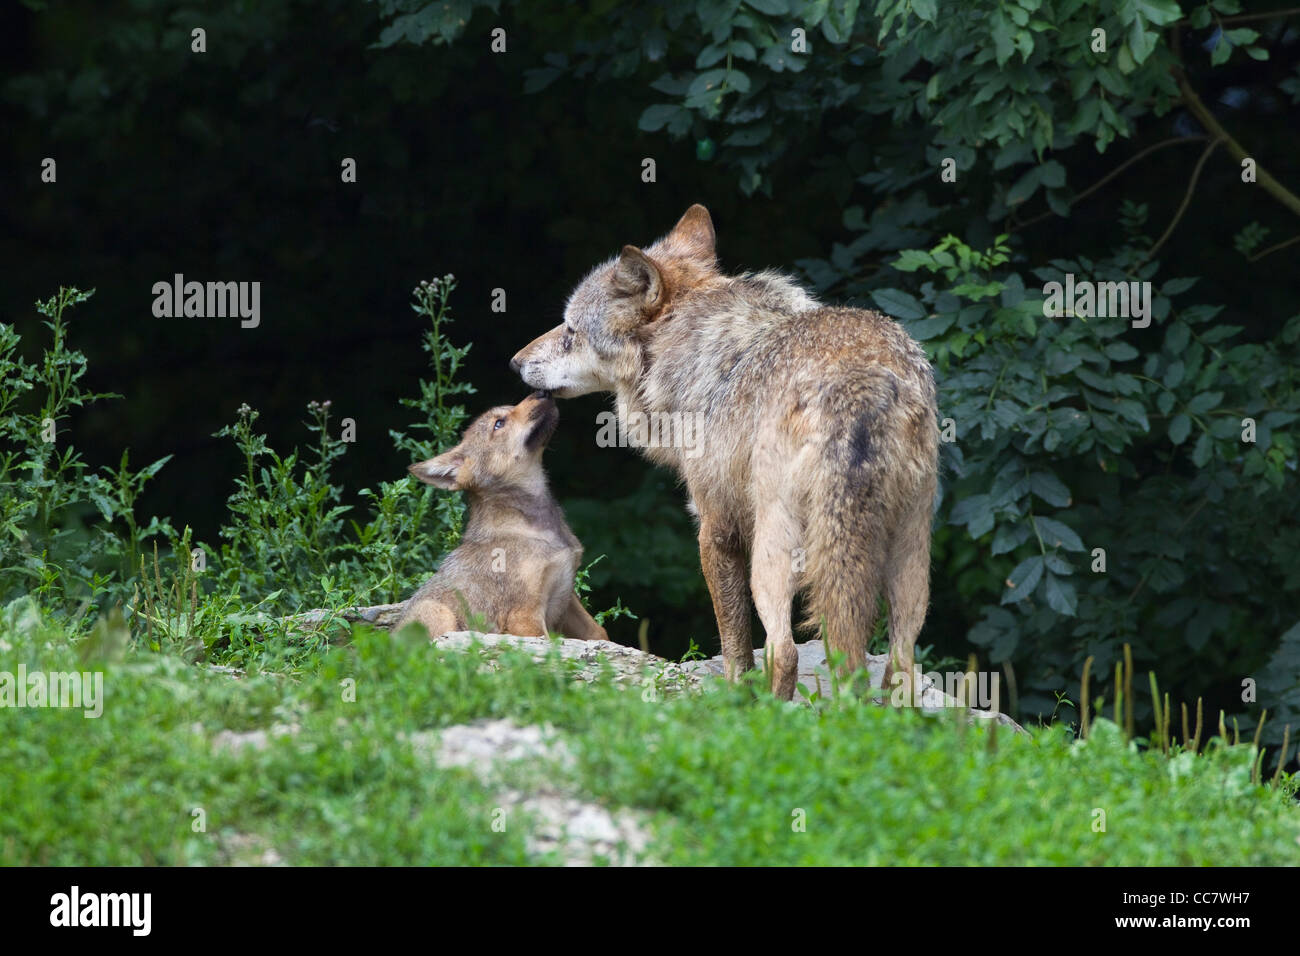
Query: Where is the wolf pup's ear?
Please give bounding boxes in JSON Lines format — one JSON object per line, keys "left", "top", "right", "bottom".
{"left": 667, "top": 204, "right": 716, "bottom": 261}
{"left": 409, "top": 450, "right": 465, "bottom": 490}
{"left": 613, "top": 245, "right": 664, "bottom": 309}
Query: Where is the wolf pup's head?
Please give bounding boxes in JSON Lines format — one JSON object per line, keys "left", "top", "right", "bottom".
{"left": 510, "top": 205, "right": 720, "bottom": 398}
{"left": 408, "top": 391, "right": 559, "bottom": 494}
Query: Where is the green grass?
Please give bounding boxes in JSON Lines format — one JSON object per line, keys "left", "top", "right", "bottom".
{"left": 1, "top": 616, "right": 1297, "bottom": 865}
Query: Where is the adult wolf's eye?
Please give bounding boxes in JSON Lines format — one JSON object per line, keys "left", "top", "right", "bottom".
{"left": 493, "top": 418, "right": 506, "bottom": 430}
{"left": 562, "top": 332, "right": 573, "bottom": 352}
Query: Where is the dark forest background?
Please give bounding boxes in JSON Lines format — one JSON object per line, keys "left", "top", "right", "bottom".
{"left": 3, "top": 0, "right": 1299, "bottom": 738}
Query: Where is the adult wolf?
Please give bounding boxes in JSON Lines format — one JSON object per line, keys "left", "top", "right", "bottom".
{"left": 511, "top": 205, "right": 938, "bottom": 700}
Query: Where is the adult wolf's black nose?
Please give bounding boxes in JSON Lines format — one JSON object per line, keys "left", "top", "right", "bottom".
{"left": 509, "top": 357, "right": 522, "bottom": 374}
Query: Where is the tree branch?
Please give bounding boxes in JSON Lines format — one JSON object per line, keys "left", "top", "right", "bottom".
{"left": 1176, "top": 70, "right": 1300, "bottom": 219}
{"left": 1214, "top": 7, "right": 1300, "bottom": 25}
{"left": 1012, "top": 136, "right": 1207, "bottom": 232}
{"left": 1141, "top": 136, "right": 1224, "bottom": 264}
{"left": 1248, "top": 234, "right": 1300, "bottom": 262}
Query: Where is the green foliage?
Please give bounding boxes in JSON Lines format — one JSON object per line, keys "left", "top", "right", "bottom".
{"left": 1259, "top": 620, "right": 1300, "bottom": 752}
{"left": 211, "top": 402, "right": 354, "bottom": 605}
{"left": 1, "top": 280, "right": 632, "bottom": 663}
{"left": 565, "top": 472, "right": 708, "bottom": 611}
{"left": 2, "top": 618, "right": 1295, "bottom": 864}
{"left": 369, "top": 0, "right": 1292, "bottom": 198}
{"left": 0, "top": 611, "right": 533, "bottom": 865}
{"left": 883, "top": 232, "right": 1300, "bottom": 721}
{"left": 0, "top": 288, "right": 176, "bottom": 623}
{"left": 573, "top": 554, "right": 638, "bottom": 628}
{"left": 209, "top": 275, "right": 475, "bottom": 610}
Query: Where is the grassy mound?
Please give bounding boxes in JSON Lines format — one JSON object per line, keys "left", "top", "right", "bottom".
{"left": 3, "top": 612, "right": 1296, "bottom": 866}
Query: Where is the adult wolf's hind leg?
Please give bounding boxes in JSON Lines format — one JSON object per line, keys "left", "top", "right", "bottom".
{"left": 698, "top": 515, "right": 754, "bottom": 684}
{"left": 883, "top": 481, "right": 936, "bottom": 703}
{"left": 751, "top": 501, "right": 801, "bottom": 701}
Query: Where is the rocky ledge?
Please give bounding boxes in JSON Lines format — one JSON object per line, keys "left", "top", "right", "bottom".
{"left": 292, "top": 603, "right": 1023, "bottom": 732}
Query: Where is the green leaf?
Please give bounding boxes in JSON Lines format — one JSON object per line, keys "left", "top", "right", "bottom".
{"left": 1029, "top": 471, "right": 1071, "bottom": 507}
{"left": 141, "top": 455, "right": 173, "bottom": 479}
{"left": 1186, "top": 391, "right": 1223, "bottom": 415}
{"left": 1192, "top": 431, "right": 1213, "bottom": 467}
{"left": 688, "top": 69, "right": 730, "bottom": 97}
{"left": 872, "top": 288, "right": 926, "bottom": 321}
{"left": 696, "top": 43, "right": 728, "bottom": 68}
{"left": 1163, "top": 360, "right": 1185, "bottom": 388}
{"left": 821, "top": 0, "right": 859, "bottom": 43}
{"left": 991, "top": 521, "right": 1030, "bottom": 555}
{"left": 638, "top": 104, "right": 683, "bottom": 132}
{"left": 1115, "top": 398, "right": 1150, "bottom": 431}
{"left": 87, "top": 490, "right": 116, "bottom": 522}
{"left": 991, "top": 11, "right": 1015, "bottom": 66}
{"left": 1043, "top": 573, "right": 1078, "bottom": 616}
{"left": 1033, "top": 516, "right": 1085, "bottom": 552}
{"left": 1006, "top": 167, "right": 1041, "bottom": 205}
{"left": 904, "top": 315, "right": 957, "bottom": 340}
{"left": 726, "top": 70, "right": 752, "bottom": 93}
{"left": 744, "top": 0, "right": 789, "bottom": 14}
{"left": 1038, "top": 161, "right": 1066, "bottom": 188}
{"left": 912, "top": 0, "right": 938, "bottom": 22}
{"left": 893, "top": 249, "right": 934, "bottom": 272}
{"left": 1136, "top": 0, "right": 1183, "bottom": 26}
{"left": 1130, "top": 16, "right": 1157, "bottom": 65}
{"left": 1002, "top": 555, "right": 1045, "bottom": 604}
{"left": 1161, "top": 277, "right": 1198, "bottom": 295}
{"left": 1044, "top": 553, "right": 1074, "bottom": 575}
{"left": 761, "top": 43, "right": 808, "bottom": 72}
{"left": 1117, "top": 43, "right": 1136, "bottom": 74}
{"left": 1168, "top": 413, "right": 1191, "bottom": 445}
{"left": 951, "top": 493, "right": 994, "bottom": 537}
{"left": 1166, "top": 322, "right": 1191, "bottom": 352}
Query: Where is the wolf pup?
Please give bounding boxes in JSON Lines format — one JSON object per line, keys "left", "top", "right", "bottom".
{"left": 511, "top": 205, "right": 938, "bottom": 700}
{"left": 395, "top": 391, "right": 609, "bottom": 643}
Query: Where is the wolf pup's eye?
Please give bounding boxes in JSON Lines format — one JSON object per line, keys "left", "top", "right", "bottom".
{"left": 493, "top": 418, "right": 506, "bottom": 431}
{"left": 562, "top": 328, "right": 574, "bottom": 352}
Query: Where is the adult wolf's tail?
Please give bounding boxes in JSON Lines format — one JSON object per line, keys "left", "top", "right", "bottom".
{"left": 800, "top": 361, "right": 938, "bottom": 686}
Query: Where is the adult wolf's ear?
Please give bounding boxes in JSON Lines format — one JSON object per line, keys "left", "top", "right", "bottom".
{"left": 613, "top": 245, "right": 664, "bottom": 308}
{"left": 667, "top": 204, "right": 716, "bottom": 261}
{"left": 409, "top": 450, "right": 465, "bottom": 490}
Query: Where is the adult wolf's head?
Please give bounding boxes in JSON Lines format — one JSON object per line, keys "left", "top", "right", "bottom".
{"left": 510, "top": 204, "right": 719, "bottom": 397}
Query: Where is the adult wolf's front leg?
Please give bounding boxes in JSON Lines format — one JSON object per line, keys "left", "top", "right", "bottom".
{"left": 698, "top": 515, "right": 754, "bottom": 683}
